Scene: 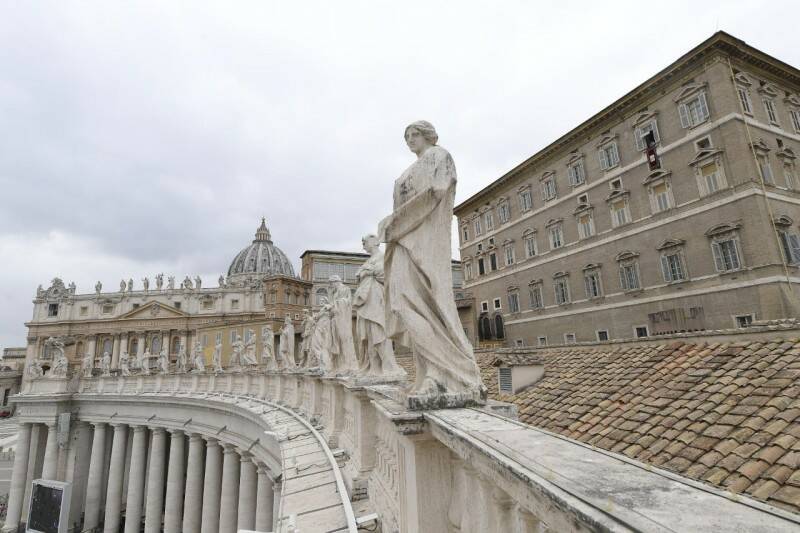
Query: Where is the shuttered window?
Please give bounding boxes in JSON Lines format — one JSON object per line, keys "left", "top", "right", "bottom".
{"left": 679, "top": 92, "right": 710, "bottom": 128}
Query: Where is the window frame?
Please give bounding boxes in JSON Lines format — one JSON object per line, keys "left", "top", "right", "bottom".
{"left": 518, "top": 187, "right": 533, "bottom": 212}
{"left": 540, "top": 173, "right": 558, "bottom": 202}
{"left": 677, "top": 90, "right": 710, "bottom": 129}
{"left": 567, "top": 157, "right": 586, "bottom": 187}
{"left": 634, "top": 118, "right": 660, "bottom": 151}
{"left": 553, "top": 275, "right": 571, "bottom": 305}
{"left": 583, "top": 268, "right": 603, "bottom": 299}
{"left": 598, "top": 140, "right": 620, "bottom": 170}
{"left": 523, "top": 230, "right": 537, "bottom": 258}
{"left": 528, "top": 281, "right": 544, "bottom": 309}
{"left": 763, "top": 98, "right": 780, "bottom": 126}
{"left": 507, "top": 290, "right": 520, "bottom": 314}
{"left": 547, "top": 221, "right": 564, "bottom": 250}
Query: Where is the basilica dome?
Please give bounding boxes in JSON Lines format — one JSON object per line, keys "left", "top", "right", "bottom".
{"left": 227, "top": 219, "right": 296, "bottom": 281}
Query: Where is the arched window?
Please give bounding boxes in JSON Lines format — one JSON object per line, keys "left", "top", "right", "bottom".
{"left": 494, "top": 314, "right": 505, "bottom": 340}
{"left": 130, "top": 339, "right": 138, "bottom": 355}
{"left": 478, "top": 314, "right": 492, "bottom": 341}
{"left": 316, "top": 288, "right": 328, "bottom": 305}
{"left": 151, "top": 335, "right": 161, "bottom": 354}
{"left": 102, "top": 338, "right": 113, "bottom": 356}
{"left": 171, "top": 337, "right": 181, "bottom": 354}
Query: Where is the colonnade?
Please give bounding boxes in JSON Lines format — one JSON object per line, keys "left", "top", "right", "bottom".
{"left": 4, "top": 421, "right": 275, "bottom": 533}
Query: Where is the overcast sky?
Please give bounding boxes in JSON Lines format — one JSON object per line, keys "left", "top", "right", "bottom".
{"left": 1, "top": 1, "right": 798, "bottom": 349}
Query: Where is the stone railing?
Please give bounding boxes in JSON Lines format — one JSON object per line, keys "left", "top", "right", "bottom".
{"left": 19, "top": 370, "right": 800, "bottom": 533}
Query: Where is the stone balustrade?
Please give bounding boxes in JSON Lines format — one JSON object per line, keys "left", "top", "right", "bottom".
{"left": 7, "top": 370, "right": 800, "bottom": 532}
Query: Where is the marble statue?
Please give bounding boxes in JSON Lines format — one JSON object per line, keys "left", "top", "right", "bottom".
{"left": 127, "top": 278, "right": 134, "bottom": 292}
{"left": 243, "top": 330, "right": 258, "bottom": 366}
{"left": 158, "top": 349, "right": 169, "bottom": 374}
{"left": 167, "top": 276, "right": 175, "bottom": 290}
{"left": 193, "top": 342, "right": 205, "bottom": 372}
{"left": 120, "top": 280, "right": 126, "bottom": 292}
{"left": 377, "top": 121, "right": 483, "bottom": 399}
{"left": 218, "top": 275, "right": 226, "bottom": 288}
{"left": 329, "top": 276, "right": 357, "bottom": 374}
{"left": 156, "top": 273, "right": 164, "bottom": 290}
{"left": 95, "top": 281, "right": 102, "bottom": 295}
{"left": 120, "top": 351, "right": 131, "bottom": 376}
{"left": 279, "top": 315, "right": 295, "bottom": 368}
{"left": 140, "top": 350, "right": 151, "bottom": 375}
{"left": 142, "top": 277, "right": 149, "bottom": 292}
{"left": 28, "top": 360, "right": 43, "bottom": 378}
{"left": 176, "top": 344, "right": 188, "bottom": 373}
{"left": 194, "top": 276, "right": 202, "bottom": 289}
{"left": 82, "top": 352, "right": 94, "bottom": 377}
{"left": 36, "top": 285, "right": 44, "bottom": 298}
{"left": 353, "top": 234, "right": 405, "bottom": 377}
{"left": 261, "top": 326, "right": 276, "bottom": 370}
{"left": 68, "top": 282, "right": 76, "bottom": 294}
{"left": 212, "top": 340, "right": 223, "bottom": 373}
{"left": 230, "top": 334, "right": 244, "bottom": 368}
{"left": 183, "top": 276, "right": 193, "bottom": 290}
{"left": 46, "top": 338, "right": 68, "bottom": 378}
{"left": 298, "top": 309, "right": 313, "bottom": 368}
{"left": 101, "top": 352, "right": 112, "bottom": 377}
{"left": 310, "top": 301, "right": 333, "bottom": 372}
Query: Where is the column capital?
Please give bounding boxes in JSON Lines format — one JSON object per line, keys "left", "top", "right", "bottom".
{"left": 256, "top": 463, "right": 270, "bottom": 475}
{"left": 130, "top": 425, "right": 148, "bottom": 434}
{"left": 166, "top": 428, "right": 184, "bottom": 436}
{"left": 110, "top": 422, "right": 127, "bottom": 429}
{"left": 239, "top": 451, "right": 253, "bottom": 462}
{"left": 205, "top": 436, "right": 220, "bottom": 447}
{"left": 148, "top": 426, "right": 167, "bottom": 434}
{"left": 221, "top": 442, "right": 238, "bottom": 454}
{"left": 187, "top": 432, "right": 204, "bottom": 442}
{"left": 90, "top": 421, "right": 107, "bottom": 429}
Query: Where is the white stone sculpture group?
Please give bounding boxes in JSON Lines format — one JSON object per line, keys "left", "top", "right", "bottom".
{"left": 25, "top": 122, "right": 484, "bottom": 407}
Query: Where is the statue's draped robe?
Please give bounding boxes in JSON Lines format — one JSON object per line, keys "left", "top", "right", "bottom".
{"left": 280, "top": 323, "right": 295, "bottom": 367}
{"left": 330, "top": 285, "right": 358, "bottom": 372}
{"left": 384, "top": 145, "right": 482, "bottom": 392}
{"left": 353, "top": 252, "right": 402, "bottom": 375}
{"left": 310, "top": 310, "right": 332, "bottom": 371}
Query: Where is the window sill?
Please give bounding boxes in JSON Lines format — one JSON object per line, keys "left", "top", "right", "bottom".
{"left": 623, "top": 288, "right": 644, "bottom": 296}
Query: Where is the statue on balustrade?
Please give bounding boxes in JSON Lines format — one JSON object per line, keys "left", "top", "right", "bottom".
{"left": 36, "top": 285, "right": 44, "bottom": 299}
{"left": 101, "top": 352, "right": 112, "bottom": 377}
{"left": 279, "top": 315, "right": 295, "bottom": 368}
{"left": 261, "top": 326, "right": 276, "bottom": 370}
{"left": 140, "top": 349, "right": 151, "bottom": 375}
{"left": 156, "top": 273, "right": 164, "bottom": 290}
{"left": 377, "top": 121, "right": 484, "bottom": 403}
{"left": 120, "top": 351, "right": 131, "bottom": 376}
{"left": 218, "top": 275, "right": 226, "bottom": 288}
{"left": 329, "top": 276, "right": 357, "bottom": 374}
{"left": 27, "top": 360, "right": 43, "bottom": 378}
{"left": 176, "top": 344, "right": 188, "bottom": 373}
{"left": 120, "top": 279, "right": 126, "bottom": 292}
{"left": 353, "top": 234, "right": 406, "bottom": 378}
{"left": 68, "top": 282, "right": 76, "bottom": 294}
{"left": 95, "top": 281, "right": 102, "bottom": 295}
{"left": 183, "top": 276, "right": 193, "bottom": 290}
{"left": 230, "top": 334, "right": 244, "bottom": 369}
{"left": 142, "top": 277, "right": 150, "bottom": 292}
{"left": 193, "top": 342, "right": 206, "bottom": 372}
{"left": 127, "top": 278, "right": 134, "bottom": 292}
{"left": 167, "top": 276, "right": 175, "bottom": 290}
{"left": 242, "top": 330, "right": 258, "bottom": 367}
{"left": 213, "top": 340, "right": 224, "bottom": 373}
{"left": 46, "top": 338, "right": 68, "bottom": 378}
{"left": 194, "top": 276, "right": 202, "bottom": 289}
{"left": 82, "top": 352, "right": 94, "bottom": 378}
{"left": 158, "top": 349, "right": 169, "bottom": 374}
{"left": 298, "top": 309, "right": 313, "bottom": 368}
{"left": 310, "top": 301, "right": 333, "bottom": 371}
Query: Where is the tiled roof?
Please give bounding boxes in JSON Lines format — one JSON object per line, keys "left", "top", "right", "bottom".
{"left": 475, "top": 338, "right": 800, "bottom": 515}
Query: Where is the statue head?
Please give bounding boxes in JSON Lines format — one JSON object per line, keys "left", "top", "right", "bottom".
{"left": 404, "top": 120, "right": 438, "bottom": 156}
{"left": 362, "top": 234, "right": 380, "bottom": 254}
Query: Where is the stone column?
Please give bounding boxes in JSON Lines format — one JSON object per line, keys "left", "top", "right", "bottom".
{"left": 161, "top": 331, "right": 169, "bottom": 356}
{"left": 218, "top": 444, "right": 240, "bottom": 533}
{"left": 144, "top": 427, "right": 167, "bottom": 533}
{"left": 124, "top": 426, "right": 149, "bottom": 533}
{"left": 111, "top": 334, "right": 121, "bottom": 368}
{"left": 3, "top": 422, "right": 31, "bottom": 532}
{"left": 200, "top": 438, "right": 223, "bottom": 533}
{"left": 163, "top": 430, "right": 186, "bottom": 533}
{"left": 40, "top": 422, "right": 59, "bottom": 480}
{"left": 83, "top": 422, "right": 107, "bottom": 531}
{"left": 103, "top": 424, "right": 128, "bottom": 533}
{"left": 87, "top": 335, "right": 97, "bottom": 360}
{"left": 182, "top": 433, "right": 205, "bottom": 533}
{"left": 237, "top": 455, "right": 257, "bottom": 531}
{"left": 255, "top": 464, "right": 274, "bottom": 533}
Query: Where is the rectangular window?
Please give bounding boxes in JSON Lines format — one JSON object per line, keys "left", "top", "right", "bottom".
{"left": 462, "top": 226, "right": 469, "bottom": 242}
{"left": 564, "top": 333, "right": 576, "bottom": 344}
{"left": 779, "top": 231, "right": 800, "bottom": 264}
{"left": 660, "top": 253, "right": 686, "bottom": 282}
{"left": 504, "top": 245, "right": 515, "bottom": 266}
{"left": 548, "top": 225, "right": 564, "bottom": 249}
{"left": 489, "top": 253, "right": 497, "bottom": 271}
{"left": 735, "top": 314, "right": 754, "bottom": 328}
{"left": 497, "top": 203, "right": 511, "bottom": 224}
{"left": 597, "top": 330, "right": 609, "bottom": 341}
{"left": 701, "top": 161, "right": 721, "bottom": 194}
{"left": 230, "top": 330, "right": 236, "bottom": 343}
{"left": 493, "top": 298, "right": 501, "bottom": 310}
{"left": 464, "top": 262, "right": 473, "bottom": 280}
{"left": 80, "top": 306, "right": 88, "bottom": 316}
{"left": 764, "top": 99, "right": 779, "bottom": 125}
{"left": 203, "top": 300, "right": 213, "bottom": 310}
{"left": 485, "top": 212, "right": 494, "bottom": 231}
{"left": 518, "top": 190, "right": 533, "bottom": 211}
{"left": 791, "top": 110, "right": 800, "bottom": 133}
{"left": 712, "top": 238, "right": 742, "bottom": 272}
{"left": 554, "top": 278, "right": 570, "bottom": 305}
{"left": 757, "top": 154, "right": 773, "bottom": 184}
{"left": 619, "top": 263, "right": 640, "bottom": 291}
{"left": 529, "top": 285, "right": 543, "bottom": 309}
{"left": 48, "top": 304, "right": 58, "bottom": 317}
{"left": 478, "top": 257, "right": 486, "bottom": 276}
{"left": 784, "top": 162, "right": 797, "bottom": 189}
{"left": 610, "top": 199, "right": 630, "bottom": 227}
{"left": 577, "top": 213, "right": 594, "bottom": 239}
{"left": 515, "top": 339, "right": 524, "bottom": 347}
{"left": 481, "top": 301, "right": 489, "bottom": 312}
{"left": 231, "top": 299, "right": 240, "bottom": 309}
{"left": 537, "top": 336, "right": 547, "bottom": 347}
{"left": 508, "top": 292, "right": 520, "bottom": 313}
{"left": 132, "top": 303, "right": 140, "bottom": 309}
{"left": 525, "top": 235, "right": 537, "bottom": 258}
{"left": 738, "top": 87, "right": 753, "bottom": 114}
{"left": 201, "top": 334, "right": 208, "bottom": 348}
{"left": 474, "top": 217, "right": 483, "bottom": 236}
{"left": 568, "top": 160, "right": 585, "bottom": 186}
{"left": 174, "top": 302, "right": 181, "bottom": 310}
{"left": 541, "top": 178, "right": 557, "bottom": 201}
{"left": 634, "top": 120, "right": 660, "bottom": 151}
{"left": 584, "top": 271, "right": 602, "bottom": 298}
{"left": 599, "top": 142, "right": 620, "bottom": 170}
{"left": 679, "top": 92, "right": 710, "bottom": 128}
{"left": 651, "top": 182, "right": 672, "bottom": 212}
{"left": 635, "top": 326, "right": 649, "bottom": 338}
{"left": 102, "top": 304, "right": 114, "bottom": 314}
{"left": 216, "top": 332, "right": 222, "bottom": 344}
